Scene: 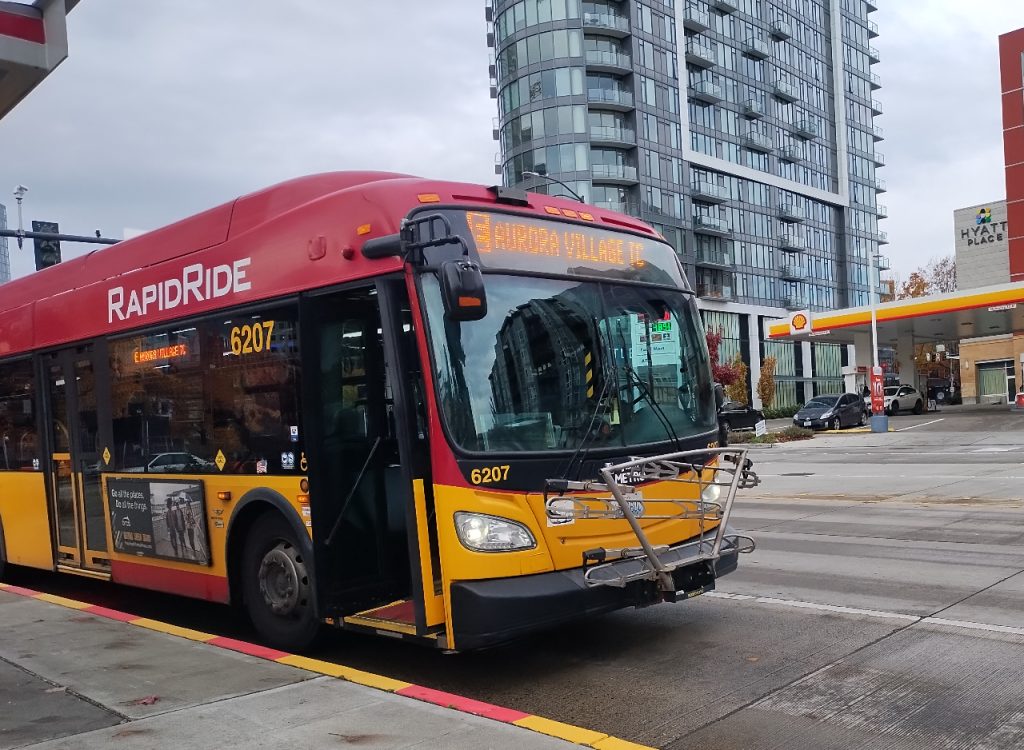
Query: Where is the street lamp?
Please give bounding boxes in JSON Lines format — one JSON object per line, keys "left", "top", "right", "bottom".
{"left": 12, "top": 185, "right": 27, "bottom": 250}
{"left": 521, "top": 169, "right": 586, "bottom": 203}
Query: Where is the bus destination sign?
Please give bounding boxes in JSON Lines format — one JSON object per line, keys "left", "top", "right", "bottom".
{"left": 450, "top": 211, "right": 684, "bottom": 287}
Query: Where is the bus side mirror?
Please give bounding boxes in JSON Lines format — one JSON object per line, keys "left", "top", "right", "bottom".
{"left": 440, "top": 259, "right": 488, "bottom": 322}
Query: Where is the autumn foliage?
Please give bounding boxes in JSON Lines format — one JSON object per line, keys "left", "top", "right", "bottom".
{"left": 705, "top": 329, "right": 742, "bottom": 387}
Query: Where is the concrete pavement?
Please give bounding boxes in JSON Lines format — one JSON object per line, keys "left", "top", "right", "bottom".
{"left": 0, "top": 586, "right": 605, "bottom": 750}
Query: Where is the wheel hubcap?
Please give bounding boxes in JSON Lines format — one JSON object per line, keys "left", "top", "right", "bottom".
{"left": 258, "top": 544, "right": 305, "bottom": 616}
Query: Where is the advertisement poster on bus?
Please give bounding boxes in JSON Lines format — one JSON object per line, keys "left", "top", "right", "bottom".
{"left": 107, "top": 477, "right": 210, "bottom": 566}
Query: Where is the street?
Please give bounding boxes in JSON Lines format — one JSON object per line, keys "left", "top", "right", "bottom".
{"left": 4, "top": 406, "right": 1023, "bottom": 749}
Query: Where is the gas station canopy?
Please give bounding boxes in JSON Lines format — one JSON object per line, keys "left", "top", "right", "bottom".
{"left": 767, "top": 282, "right": 1024, "bottom": 345}
{"left": 0, "top": 0, "right": 78, "bottom": 120}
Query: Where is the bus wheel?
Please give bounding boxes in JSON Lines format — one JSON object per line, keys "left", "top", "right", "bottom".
{"left": 242, "top": 514, "right": 319, "bottom": 652}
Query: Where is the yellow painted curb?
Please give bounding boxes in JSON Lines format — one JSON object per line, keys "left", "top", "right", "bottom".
{"left": 275, "top": 654, "right": 412, "bottom": 692}
{"left": 32, "top": 592, "right": 93, "bottom": 609}
{"left": 593, "top": 737, "right": 659, "bottom": 750}
{"left": 132, "top": 617, "right": 219, "bottom": 642}
{"left": 514, "top": 715, "right": 609, "bottom": 745}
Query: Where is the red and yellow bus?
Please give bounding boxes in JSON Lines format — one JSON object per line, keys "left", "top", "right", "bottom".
{"left": 0, "top": 172, "right": 754, "bottom": 651}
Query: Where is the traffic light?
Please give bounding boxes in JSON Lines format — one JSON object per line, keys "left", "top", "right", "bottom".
{"left": 31, "top": 221, "right": 61, "bottom": 271}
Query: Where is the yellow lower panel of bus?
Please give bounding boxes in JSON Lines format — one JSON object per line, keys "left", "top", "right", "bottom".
{"left": 0, "top": 472, "right": 53, "bottom": 570}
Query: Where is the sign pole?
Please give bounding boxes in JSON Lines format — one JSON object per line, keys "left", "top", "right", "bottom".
{"left": 868, "top": 254, "right": 888, "bottom": 433}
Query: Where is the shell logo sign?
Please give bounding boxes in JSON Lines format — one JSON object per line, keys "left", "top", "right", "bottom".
{"left": 788, "top": 309, "right": 811, "bottom": 336}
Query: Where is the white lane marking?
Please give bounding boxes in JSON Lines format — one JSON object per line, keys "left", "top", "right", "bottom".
{"left": 923, "top": 617, "right": 1024, "bottom": 636}
{"left": 893, "top": 418, "right": 945, "bottom": 431}
{"left": 972, "top": 447, "right": 1015, "bottom": 453}
{"left": 709, "top": 592, "right": 1024, "bottom": 636}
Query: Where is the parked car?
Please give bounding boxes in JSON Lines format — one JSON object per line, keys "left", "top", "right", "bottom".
{"left": 794, "top": 393, "right": 866, "bottom": 431}
{"left": 719, "top": 400, "right": 765, "bottom": 432}
{"left": 863, "top": 384, "right": 924, "bottom": 415}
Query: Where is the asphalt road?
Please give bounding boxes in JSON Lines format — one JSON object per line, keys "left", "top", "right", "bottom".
{"left": 5, "top": 404, "right": 1024, "bottom": 748}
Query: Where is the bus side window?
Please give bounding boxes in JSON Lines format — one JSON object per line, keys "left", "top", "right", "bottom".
{"left": 0, "top": 360, "right": 40, "bottom": 472}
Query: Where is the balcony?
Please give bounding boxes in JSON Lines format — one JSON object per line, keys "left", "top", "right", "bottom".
{"left": 872, "top": 125, "right": 884, "bottom": 141}
{"left": 871, "top": 98, "right": 883, "bottom": 115}
{"left": 875, "top": 178, "right": 887, "bottom": 192}
{"left": 591, "top": 163, "right": 639, "bottom": 184}
{"left": 793, "top": 118, "right": 819, "bottom": 139}
{"left": 868, "top": 20, "right": 879, "bottom": 38}
{"left": 713, "top": 0, "right": 738, "bottom": 12}
{"left": 743, "top": 129, "right": 773, "bottom": 152}
{"left": 773, "top": 78, "right": 800, "bottom": 103}
{"left": 783, "top": 292, "right": 808, "bottom": 310}
{"left": 582, "top": 12, "right": 630, "bottom": 37}
{"left": 780, "top": 234, "right": 806, "bottom": 252}
{"left": 866, "top": 0, "right": 877, "bottom": 10}
{"left": 682, "top": 6, "right": 711, "bottom": 32}
{"left": 685, "top": 39, "right": 718, "bottom": 68}
{"left": 878, "top": 230, "right": 889, "bottom": 245}
{"left": 779, "top": 203, "right": 805, "bottom": 223}
{"left": 693, "top": 215, "right": 731, "bottom": 235}
{"left": 780, "top": 144, "right": 804, "bottom": 163}
{"left": 781, "top": 263, "right": 807, "bottom": 281}
{"left": 697, "top": 283, "right": 735, "bottom": 300}
{"left": 770, "top": 20, "right": 792, "bottom": 40}
{"left": 594, "top": 199, "right": 640, "bottom": 215}
{"left": 873, "top": 152, "right": 885, "bottom": 166}
{"left": 870, "top": 72, "right": 882, "bottom": 89}
{"left": 691, "top": 180, "right": 730, "bottom": 204}
{"left": 876, "top": 203, "right": 888, "bottom": 218}
{"left": 587, "top": 88, "right": 634, "bottom": 110}
{"left": 585, "top": 49, "right": 632, "bottom": 73}
{"left": 743, "top": 37, "right": 770, "bottom": 59}
{"left": 589, "top": 125, "right": 636, "bottom": 147}
{"left": 876, "top": 255, "right": 891, "bottom": 270}
{"left": 690, "top": 79, "right": 724, "bottom": 104}
{"left": 743, "top": 98, "right": 767, "bottom": 119}
{"left": 696, "top": 247, "right": 735, "bottom": 269}
{"left": 868, "top": 45, "right": 880, "bottom": 63}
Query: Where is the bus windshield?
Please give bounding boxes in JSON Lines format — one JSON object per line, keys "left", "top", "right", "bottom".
{"left": 420, "top": 273, "right": 717, "bottom": 453}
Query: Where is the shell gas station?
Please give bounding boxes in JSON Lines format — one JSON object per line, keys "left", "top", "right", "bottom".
{"left": 767, "top": 282, "right": 1024, "bottom": 409}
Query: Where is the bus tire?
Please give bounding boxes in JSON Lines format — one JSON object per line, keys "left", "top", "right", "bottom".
{"left": 241, "top": 513, "right": 319, "bottom": 652}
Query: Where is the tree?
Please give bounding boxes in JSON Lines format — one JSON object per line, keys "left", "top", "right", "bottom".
{"left": 757, "top": 356, "right": 778, "bottom": 408}
{"left": 724, "top": 353, "right": 748, "bottom": 405}
{"left": 705, "top": 329, "right": 740, "bottom": 386}
{"left": 897, "top": 256, "right": 956, "bottom": 299}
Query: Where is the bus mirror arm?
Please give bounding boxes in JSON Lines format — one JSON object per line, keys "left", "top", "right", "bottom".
{"left": 362, "top": 234, "right": 403, "bottom": 259}
{"left": 713, "top": 383, "right": 725, "bottom": 412}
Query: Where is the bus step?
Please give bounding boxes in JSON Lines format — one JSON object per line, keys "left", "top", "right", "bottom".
{"left": 56, "top": 564, "right": 112, "bottom": 581}
{"left": 344, "top": 599, "right": 418, "bottom": 636}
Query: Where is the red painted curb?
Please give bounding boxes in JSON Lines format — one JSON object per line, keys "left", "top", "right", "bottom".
{"left": 207, "top": 635, "right": 291, "bottom": 661}
{"left": 396, "top": 684, "right": 531, "bottom": 723}
{"left": 0, "top": 584, "right": 41, "bottom": 597}
{"left": 84, "top": 604, "right": 138, "bottom": 622}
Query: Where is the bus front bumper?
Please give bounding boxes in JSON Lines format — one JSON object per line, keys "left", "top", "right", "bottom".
{"left": 448, "top": 526, "right": 744, "bottom": 651}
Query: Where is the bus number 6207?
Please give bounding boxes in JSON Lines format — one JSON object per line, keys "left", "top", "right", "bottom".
{"left": 470, "top": 465, "right": 510, "bottom": 485}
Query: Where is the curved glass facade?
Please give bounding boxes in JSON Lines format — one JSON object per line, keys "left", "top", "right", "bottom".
{"left": 489, "top": 0, "right": 882, "bottom": 405}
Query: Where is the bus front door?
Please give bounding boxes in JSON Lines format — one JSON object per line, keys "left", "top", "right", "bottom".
{"left": 44, "top": 345, "right": 111, "bottom": 573}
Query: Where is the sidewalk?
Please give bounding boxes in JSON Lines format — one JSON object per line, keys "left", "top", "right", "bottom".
{"left": 0, "top": 584, "right": 639, "bottom": 750}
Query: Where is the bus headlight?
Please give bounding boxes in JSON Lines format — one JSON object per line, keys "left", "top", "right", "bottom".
{"left": 701, "top": 470, "right": 729, "bottom": 505}
{"left": 454, "top": 512, "right": 536, "bottom": 552}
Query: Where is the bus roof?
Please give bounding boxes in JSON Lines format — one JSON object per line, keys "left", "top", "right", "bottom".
{"left": 0, "top": 171, "right": 659, "bottom": 357}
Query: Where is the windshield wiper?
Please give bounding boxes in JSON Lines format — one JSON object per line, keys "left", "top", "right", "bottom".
{"left": 558, "top": 322, "right": 616, "bottom": 482}
{"left": 622, "top": 363, "right": 680, "bottom": 446}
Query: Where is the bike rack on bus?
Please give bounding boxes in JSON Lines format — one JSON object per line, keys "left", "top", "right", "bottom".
{"left": 544, "top": 448, "right": 758, "bottom": 595}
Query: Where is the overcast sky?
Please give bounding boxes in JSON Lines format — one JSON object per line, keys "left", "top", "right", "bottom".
{"left": 2, "top": 0, "right": 1024, "bottom": 282}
